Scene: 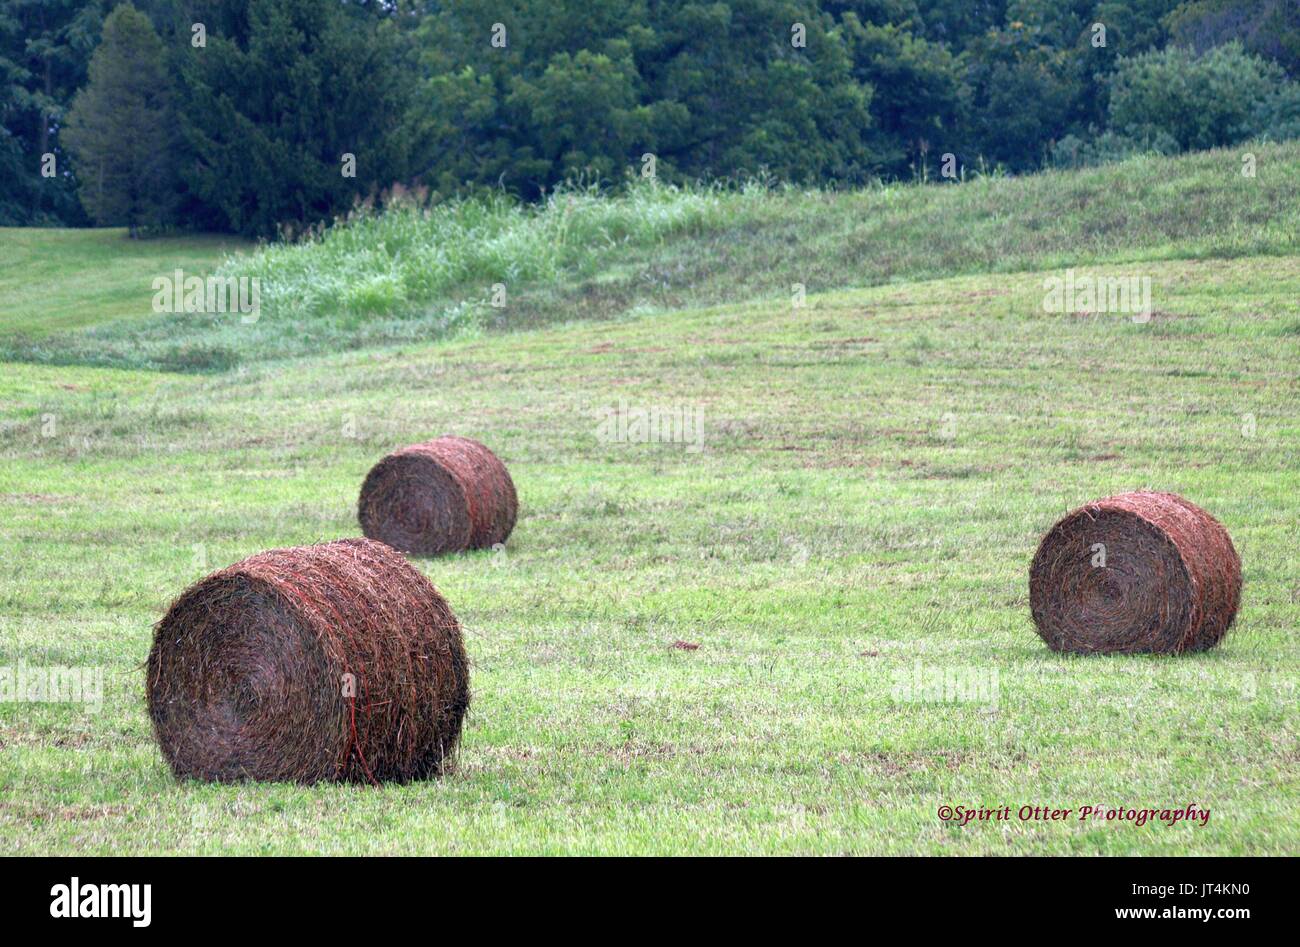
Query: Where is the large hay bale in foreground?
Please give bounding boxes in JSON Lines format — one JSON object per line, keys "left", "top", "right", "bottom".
{"left": 147, "top": 538, "right": 469, "bottom": 784}
{"left": 357, "top": 435, "right": 517, "bottom": 556}
{"left": 1029, "top": 490, "right": 1241, "bottom": 654}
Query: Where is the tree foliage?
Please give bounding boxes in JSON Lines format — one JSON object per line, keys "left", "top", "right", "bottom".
{"left": 61, "top": 2, "right": 176, "bottom": 233}
{"left": 2, "top": 0, "right": 1298, "bottom": 232}
{"left": 0, "top": 0, "right": 106, "bottom": 224}
{"left": 176, "top": 0, "right": 416, "bottom": 236}
{"left": 1108, "top": 42, "right": 1287, "bottom": 152}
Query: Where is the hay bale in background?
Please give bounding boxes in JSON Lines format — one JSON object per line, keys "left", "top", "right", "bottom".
{"left": 357, "top": 435, "right": 517, "bottom": 556}
{"left": 147, "top": 538, "right": 469, "bottom": 784}
{"left": 1029, "top": 490, "right": 1241, "bottom": 654}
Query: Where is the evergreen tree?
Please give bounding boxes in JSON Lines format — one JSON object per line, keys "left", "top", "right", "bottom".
{"left": 176, "top": 0, "right": 416, "bottom": 237}
{"left": 62, "top": 2, "right": 178, "bottom": 235}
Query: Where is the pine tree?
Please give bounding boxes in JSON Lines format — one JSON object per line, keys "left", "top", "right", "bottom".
{"left": 62, "top": 2, "right": 177, "bottom": 235}
{"left": 177, "top": 0, "right": 416, "bottom": 238}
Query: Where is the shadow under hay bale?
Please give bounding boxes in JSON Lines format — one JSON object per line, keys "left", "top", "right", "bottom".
{"left": 147, "top": 538, "right": 469, "bottom": 784}
{"left": 1029, "top": 490, "right": 1241, "bottom": 654}
{"left": 357, "top": 435, "right": 517, "bottom": 556}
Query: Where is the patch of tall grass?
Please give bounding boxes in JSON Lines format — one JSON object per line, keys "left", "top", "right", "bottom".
{"left": 4, "top": 140, "right": 1298, "bottom": 373}
{"left": 226, "top": 180, "right": 745, "bottom": 326}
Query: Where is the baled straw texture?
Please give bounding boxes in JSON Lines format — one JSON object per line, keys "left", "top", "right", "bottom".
{"left": 147, "top": 538, "right": 469, "bottom": 784}
{"left": 1029, "top": 490, "right": 1241, "bottom": 654}
{"left": 357, "top": 435, "right": 517, "bottom": 555}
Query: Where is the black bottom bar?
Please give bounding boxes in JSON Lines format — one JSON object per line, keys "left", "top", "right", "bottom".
{"left": 2, "top": 856, "right": 1284, "bottom": 932}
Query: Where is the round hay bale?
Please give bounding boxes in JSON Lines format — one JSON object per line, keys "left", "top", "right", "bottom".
{"left": 357, "top": 435, "right": 517, "bottom": 556}
{"left": 146, "top": 538, "right": 469, "bottom": 784}
{"left": 1029, "top": 490, "right": 1241, "bottom": 654}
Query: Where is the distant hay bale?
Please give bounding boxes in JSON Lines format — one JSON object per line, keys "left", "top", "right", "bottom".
{"left": 357, "top": 435, "right": 517, "bottom": 556}
{"left": 1029, "top": 490, "right": 1241, "bottom": 654}
{"left": 147, "top": 538, "right": 469, "bottom": 784}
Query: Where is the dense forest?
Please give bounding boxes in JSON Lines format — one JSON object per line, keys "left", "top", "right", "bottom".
{"left": 3, "top": 0, "right": 1298, "bottom": 236}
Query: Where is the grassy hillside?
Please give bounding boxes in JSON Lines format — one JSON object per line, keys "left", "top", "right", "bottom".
{"left": 3, "top": 140, "right": 1299, "bottom": 372}
{"left": 1, "top": 250, "right": 1297, "bottom": 854}
{"left": 0, "top": 229, "right": 250, "bottom": 337}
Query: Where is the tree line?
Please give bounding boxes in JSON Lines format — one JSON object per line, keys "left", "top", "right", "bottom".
{"left": 2, "top": 0, "right": 1298, "bottom": 236}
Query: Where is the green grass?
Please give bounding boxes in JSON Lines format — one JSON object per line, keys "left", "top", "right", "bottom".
{"left": 1, "top": 246, "right": 1297, "bottom": 853}
{"left": 4, "top": 140, "right": 1299, "bottom": 372}
{"left": 2, "top": 144, "right": 1298, "bottom": 854}
{"left": 0, "top": 228, "right": 250, "bottom": 338}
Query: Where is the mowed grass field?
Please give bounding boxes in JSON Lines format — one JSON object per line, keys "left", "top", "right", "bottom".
{"left": 1, "top": 151, "right": 1297, "bottom": 854}
{"left": 0, "top": 228, "right": 250, "bottom": 338}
